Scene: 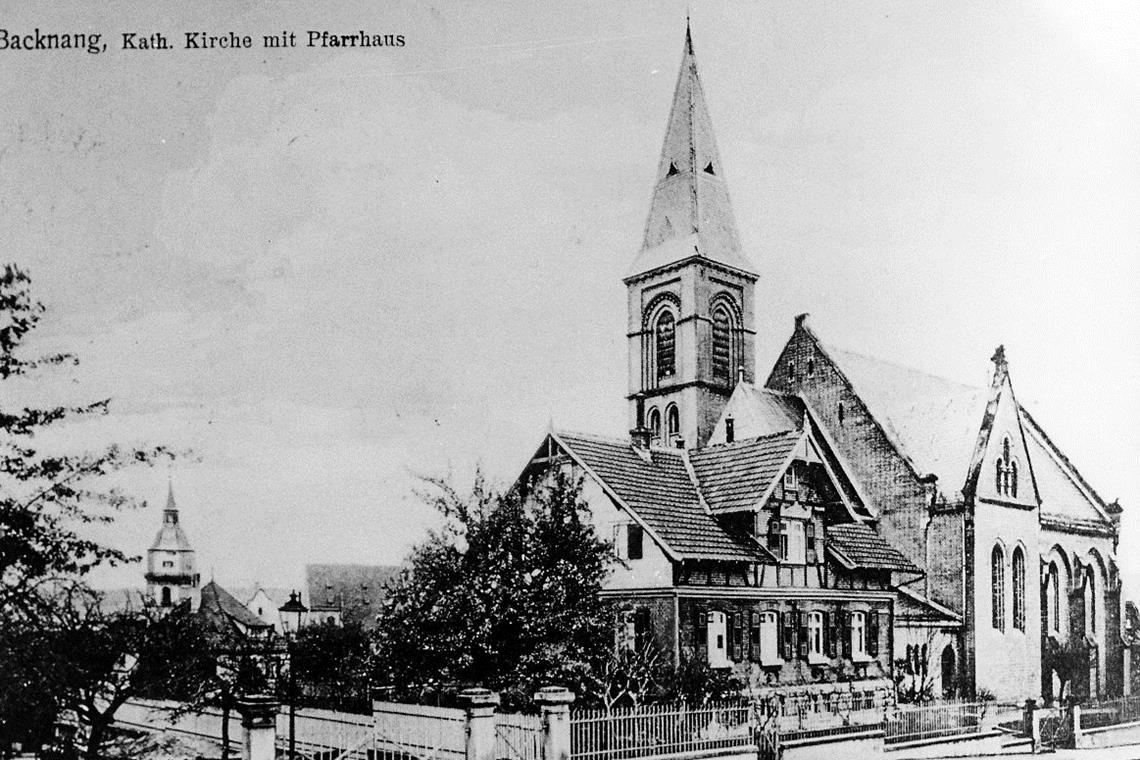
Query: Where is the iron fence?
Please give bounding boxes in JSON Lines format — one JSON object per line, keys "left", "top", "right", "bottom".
{"left": 570, "top": 701, "right": 755, "bottom": 760}
{"left": 883, "top": 700, "right": 985, "bottom": 745}
{"left": 373, "top": 701, "right": 467, "bottom": 760}
{"left": 1078, "top": 695, "right": 1140, "bottom": 730}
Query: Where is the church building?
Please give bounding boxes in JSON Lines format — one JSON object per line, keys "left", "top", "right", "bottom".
{"left": 518, "top": 25, "right": 1125, "bottom": 703}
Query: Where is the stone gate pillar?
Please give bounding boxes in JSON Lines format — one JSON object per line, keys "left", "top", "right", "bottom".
{"left": 458, "top": 688, "right": 500, "bottom": 760}
{"left": 534, "top": 686, "right": 576, "bottom": 760}
{"left": 236, "top": 694, "right": 278, "bottom": 760}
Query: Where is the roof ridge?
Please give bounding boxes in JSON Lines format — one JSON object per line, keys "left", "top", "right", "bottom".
{"left": 693, "top": 428, "right": 800, "bottom": 452}
{"left": 821, "top": 340, "right": 983, "bottom": 394}
{"left": 554, "top": 428, "right": 688, "bottom": 456}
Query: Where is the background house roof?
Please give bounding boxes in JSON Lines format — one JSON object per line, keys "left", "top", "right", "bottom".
{"left": 554, "top": 431, "right": 769, "bottom": 562}
{"left": 197, "top": 580, "right": 272, "bottom": 645}
{"left": 305, "top": 563, "right": 401, "bottom": 629}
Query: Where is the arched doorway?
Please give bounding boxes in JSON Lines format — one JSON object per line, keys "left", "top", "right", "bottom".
{"left": 941, "top": 646, "right": 956, "bottom": 699}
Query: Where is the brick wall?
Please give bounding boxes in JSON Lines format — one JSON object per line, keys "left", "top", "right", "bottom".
{"left": 764, "top": 324, "right": 931, "bottom": 578}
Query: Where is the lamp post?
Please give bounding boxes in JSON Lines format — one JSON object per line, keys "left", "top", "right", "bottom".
{"left": 277, "top": 590, "right": 308, "bottom": 760}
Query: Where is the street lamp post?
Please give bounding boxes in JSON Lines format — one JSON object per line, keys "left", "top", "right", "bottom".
{"left": 278, "top": 590, "right": 308, "bottom": 760}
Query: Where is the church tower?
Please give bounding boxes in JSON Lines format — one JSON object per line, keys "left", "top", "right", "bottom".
{"left": 626, "top": 25, "right": 757, "bottom": 448}
{"left": 144, "top": 481, "right": 200, "bottom": 608}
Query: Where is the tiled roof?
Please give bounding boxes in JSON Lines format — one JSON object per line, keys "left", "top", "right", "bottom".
{"left": 895, "top": 586, "right": 962, "bottom": 626}
{"left": 555, "top": 431, "right": 769, "bottom": 562}
{"left": 197, "top": 581, "right": 272, "bottom": 644}
{"left": 822, "top": 344, "right": 989, "bottom": 498}
{"left": 305, "top": 563, "right": 401, "bottom": 629}
{"left": 688, "top": 431, "right": 800, "bottom": 511}
{"left": 827, "top": 523, "right": 920, "bottom": 572}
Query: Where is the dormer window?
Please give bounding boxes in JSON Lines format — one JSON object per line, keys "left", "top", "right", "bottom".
{"left": 783, "top": 464, "right": 798, "bottom": 494}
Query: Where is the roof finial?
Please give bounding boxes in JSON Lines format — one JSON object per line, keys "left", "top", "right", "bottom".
{"left": 991, "top": 344, "right": 1008, "bottom": 374}
{"left": 685, "top": 11, "right": 693, "bottom": 54}
{"left": 166, "top": 475, "right": 176, "bottom": 511}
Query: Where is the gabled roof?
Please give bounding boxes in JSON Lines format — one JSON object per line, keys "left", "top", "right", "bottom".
{"left": 708, "top": 385, "right": 803, "bottom": 442}
{"left": 688, "top": 430, "right": 801, "bottom": 512}
{"left": 827, "top": 523, "right": 920, "bottom": 573}
{"left": 628, "top": 25, "right": 754, "bottom": 279}
{"left": 821, "top": 343, "right": 989, "bottom": 498}
{"left": 197, "top": 581, "right": 272, "bottom": 644}
{"left": 305, "top": 563, "right": 401, "bottom": 629}
{"left": 552, "top": 431, "right": 771, "bottom": 562}
{"left": 1020, "top": 407, "right": 1111, "bottom": 525}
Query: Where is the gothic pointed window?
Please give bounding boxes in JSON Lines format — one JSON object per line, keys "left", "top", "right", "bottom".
{"left": 666, "top": 161, "right": 679, "bottom": 177}
{"left": 1012, "top": 547, "right": 1026, "bottom": 631}
{"left": 655, "top": 311, "right": 676, "bottom": 381}
{"left": 647, "top": 407, "right": 662, "bottom": 444}
{"left": 666, "top": 404, "right": 680, "bottom": 444}
{"left": 995, "top": 436, "right": 1019, "bottom": 497}
{"left": 991, "top": 545, "right": 1005, "bottom": 631}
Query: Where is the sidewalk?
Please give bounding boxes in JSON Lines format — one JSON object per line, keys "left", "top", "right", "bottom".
{"left": 902, "top": 744, "right": 1140, "bottom": 760}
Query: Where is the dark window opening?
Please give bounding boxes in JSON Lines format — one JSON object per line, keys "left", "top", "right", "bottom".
{"left": 712, "top": 307, "right": 732, "bottom": 381}
{"left": 647, "top": 407, "right": 661, "bottom": 443}
{"left": 627, "top": 525, "right": 644, "bottom": 560}
{"left": 704, "top": 162, "right": 715, "bottom": 175}
{"left": 807, "top": 359, "right": 815, "bottom": 377}
{"left": 161, "top": 587, "right": 172, "bottom": 607}
{"left": 655, "top": 311, "right": 676, "bottom": 380}
{"left": 787, "top": 361, "right": 795, "bottom": 381}
{"left": 666, "top": 161, "right": 679, "bottom": 177}
{"left": 838, "top": 403, "right": 845, "bottom": 424}
{"left": 666, "top": 405, "right": 680, "bottom": 442}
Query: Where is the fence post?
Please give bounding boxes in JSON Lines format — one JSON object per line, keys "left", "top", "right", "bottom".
{"left": 459, "top": 688, "right": 500, "bottom": 760}
{"left": 235, "top": 694, "right": 278, "bottom": 760}
{"left": 534, "top": 686, "right": 576, "bottom": 760}
{"left": 1070, "top": 703, "right": 1082, "bottom": 748}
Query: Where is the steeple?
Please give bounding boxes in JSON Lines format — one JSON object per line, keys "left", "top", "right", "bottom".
{"left": 145, "top": 479, "right": 200, "bottom": 608}
{"left": 623, "top": 25, "right": 758, "bottom": 449}
{"left": 630, "top": 24, "right": 754, "bottom": 278}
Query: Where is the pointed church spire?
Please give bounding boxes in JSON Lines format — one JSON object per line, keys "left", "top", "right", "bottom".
{"left": 166, "top": 477, "right": 177, "bottom": 511}
{"left": 630, "top": 24, "right": 754, "bottom": 278}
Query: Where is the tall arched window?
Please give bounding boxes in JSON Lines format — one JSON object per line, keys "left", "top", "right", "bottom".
{"left": 1085, "top": 569, "right": 1096, "bottom": 634}
{"left": 161, "top": 586, "right": 172, "bottom": 607}
{"left": 655, "top": 311, "right": 676, "bottom": 381}
{"left": 711, "top": 304, "right": 734, "bottom": 382}
{"left": 647, "top": 407, "right": 661, "bottom": 444}
{"left": 991, "top": 545, "right": 1005, "bottom": 631}
{"left": 666, "top": 405, "right": 680, "bottom": 444}
{"left": 1012, "top": 547, "right": 1026, "bottom": 631}
{"left": 1047, "top": 562, "right": 1059, "bottom": 633}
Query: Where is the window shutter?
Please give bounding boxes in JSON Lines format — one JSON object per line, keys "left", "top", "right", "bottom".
{"left": 806, "top": 520, "right": 816, "bottom": 563}
{"left": 823, "top": 611, "right": 832, "bottom": 657}
{"left": 733, "top": 611, "right": 744, "bottom": 661}
{"left": 841, "top": 612, "right": 852, "bottom": 659}
{"left": 779, "top": 612, "right": 790, "bottom": 659}
{"left": 868, "top": 610, "right": 880, "bottom": 656}
{"left": 797, "top": 612, "right": 808, "bottom": 659}
{"left": 749, "top": 611, "right": 760, "bottom": 660}
{"left": 767, "top": 517, "right": 781, "bottom": 555}
{"left": 627, "top": 525, "right": 644, "bottom": 560}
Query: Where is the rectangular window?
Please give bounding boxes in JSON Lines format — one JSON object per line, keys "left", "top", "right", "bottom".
{"left": 783, "top": 465, "right": 798, "bottom": 494}
{"left": 785, "top": 521, "right": 806, "bottom": 564}
{"left": 808, "top": 612, "right": 824, "bottom": 661}
{"left": 627, "top": 525, "right": 644, "bottom": 560}
{"left": 759, "top": 612, "right": 780, "bottom": 665}
{"left": 162, "top": 560, "right": 174, "bottom": 568}
{"left": 806, "top": 520, "right": 816, "bottom": 563}
{"left": 851, "top": 611, "right": 867, "bottom": 659}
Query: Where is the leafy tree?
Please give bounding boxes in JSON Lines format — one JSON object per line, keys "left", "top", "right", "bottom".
{"left": 283, "top": 621, "right": 372, "bottom": 713}
{"left": 0, "top": 264, "right": 172, "bottom": 618}
{"left": 372, "top": 471, "right": 616, "bottom": 710}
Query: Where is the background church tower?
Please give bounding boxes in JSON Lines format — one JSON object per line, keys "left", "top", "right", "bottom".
{"left": 626, "top": 24, "right": 757, "bottom": 448}
{"left": 144, "top": 481, "right": 201, "bottom": 608}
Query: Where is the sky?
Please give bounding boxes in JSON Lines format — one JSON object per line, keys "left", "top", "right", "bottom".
{"left": 2, "top": 1, "right": 1138, "bottom": 597}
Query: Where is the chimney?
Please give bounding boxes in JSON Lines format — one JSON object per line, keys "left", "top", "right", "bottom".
{"left": 630, "top": 396, "right": 651, "bottom": 449}
{"left": 795, "top": 313, "right": 811, "bottom": 330}
{"left": 725, "top": 417, "right": 735, "bottom": 444}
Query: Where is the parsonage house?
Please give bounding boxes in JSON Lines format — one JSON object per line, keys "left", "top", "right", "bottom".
{"left": 517, "top": 26, "right": 1127, "bottom": 704}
